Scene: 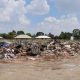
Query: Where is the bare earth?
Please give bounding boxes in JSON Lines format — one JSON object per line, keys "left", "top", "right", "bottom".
{"left": 0, "top": 56, "right": 80, "bottom": 80}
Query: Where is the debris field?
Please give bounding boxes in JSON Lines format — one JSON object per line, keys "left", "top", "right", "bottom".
{"left": 0, "top": 40, "right": 80, "bottom": 62}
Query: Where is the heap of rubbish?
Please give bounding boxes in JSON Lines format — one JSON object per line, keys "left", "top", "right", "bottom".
{"left": 0, "top": 40, "right": 80, "bottom": 61}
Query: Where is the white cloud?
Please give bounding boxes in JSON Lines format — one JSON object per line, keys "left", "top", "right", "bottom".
{"left": 54, "top": 0, "right": 80, "bottom": 14}
{"left": 37, "top": 15, "right": 80, "bottom": 35}
{"left": 0, "top": 0, "right": 30, "bottom": 27}
{"left": 26, "top": 0, "right": 50, "bottom": 15}
{"left": 0, "top": 0, "right": 16, "bottom": 22}
{"left": 19, "top": 15, "right": 30, "bottom": 26}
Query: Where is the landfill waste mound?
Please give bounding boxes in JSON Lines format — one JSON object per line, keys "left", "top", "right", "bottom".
{"left": 0, "top": 40, "right": 80, "bottom": 62}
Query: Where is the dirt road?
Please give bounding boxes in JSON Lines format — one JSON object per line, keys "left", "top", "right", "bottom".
{"left": 0, "top": 57, "right": 80, "bottom": 80}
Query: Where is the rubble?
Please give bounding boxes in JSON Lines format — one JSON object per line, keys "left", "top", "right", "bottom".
{"left": 0, "top": 40, "right": 80, "bottom": 62}
{"left": 46, "top": 40, "right": 80, "bottom": 57}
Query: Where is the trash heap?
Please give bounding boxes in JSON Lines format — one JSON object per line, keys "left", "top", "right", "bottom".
{"left": 41, "top": 40, "right": 80, "bottom": 60}
{"left": 0, "top": 40, "right": 80, "bottom": 61}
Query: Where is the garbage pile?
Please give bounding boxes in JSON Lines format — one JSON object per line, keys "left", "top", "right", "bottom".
{"left": 0, "top": 40, "right": 80, "bottom": 61}
{"left": 42, "top": 40, "right": 80, "bottom": 60}
{"left": 0, "top": 41, "right": 41, "bottom": 61}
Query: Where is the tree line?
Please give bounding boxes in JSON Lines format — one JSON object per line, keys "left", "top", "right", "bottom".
{"left": 0, "top": 29, "right": 80, "bottom": 39}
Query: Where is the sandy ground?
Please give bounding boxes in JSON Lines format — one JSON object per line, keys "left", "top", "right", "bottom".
{"left": 0, "top": 56, "right": 80, "bottom": 80}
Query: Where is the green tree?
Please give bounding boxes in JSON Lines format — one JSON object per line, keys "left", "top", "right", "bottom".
{"left": 11, "top": 30, "right": 16, "bottom": 36}
{"left": 1, "top": 33, "right": 7, "bottom": 39}
{"left": 26, "top": 33, "right": 32, "bottom": 37}
{"left": 1, "top": 33, "right": 14, "bottom": 39}
{"left": 48, "top": 33, "right": 54, "bottom": 39}
{"left": 17, "top": 31, "right": 25, "bottom": 35}
{"left": 5, "top": 30, "right": 16, "bottom": 39}
{"left": 36, "top": 32, "right": 44, "bottom": 36}
{"left": 59, "top": 32, "right": 72, "bottom": 39}
{"left": 73, "top": 29, "right": 80, "bottom": 39}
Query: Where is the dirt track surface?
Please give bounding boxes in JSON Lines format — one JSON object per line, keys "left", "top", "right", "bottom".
{"left": 0, "top": 57, "right": 80, "bottom": 80}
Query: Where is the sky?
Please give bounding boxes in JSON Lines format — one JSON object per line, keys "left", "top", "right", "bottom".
{"left": 0, "top": 0, "right": 80, "bottom": 35}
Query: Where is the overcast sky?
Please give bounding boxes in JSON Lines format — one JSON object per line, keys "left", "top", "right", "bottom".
{"left": 0, "top": 0, "right": 80, "bottom": 35}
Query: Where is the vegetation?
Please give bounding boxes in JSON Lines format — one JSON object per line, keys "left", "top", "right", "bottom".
{"left": 0, "top": 29, "right": 80, "bottom": 39}
{"left": 59, "top": 32, "right": 72, "bottom": 39}
{"left": 36, "top": 32, "right": 44, "bottom": 36}
{"left": 17, "top": 31, "right": 25, "bottom": 35}
{"left": 73, "top": 29, "right": 80, "bottom": 39}
{"left": 48, "top": 33, "right": 54, "bottom": 39}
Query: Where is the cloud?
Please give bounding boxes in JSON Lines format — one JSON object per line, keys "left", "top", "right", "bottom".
{"left": 19, "top": 15, "right": 30, "bottom": 26}
{"left": 26, "top": 0, "right": 50, "bottom": 15}
{"left": 37, "top": 15, "right": 80, "bottom": 35}
{"left": 54, "top": 0, "right": 80, "bottom": 14}
{"left": 0, "top": 0, "right": 30, "bottom": 32}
